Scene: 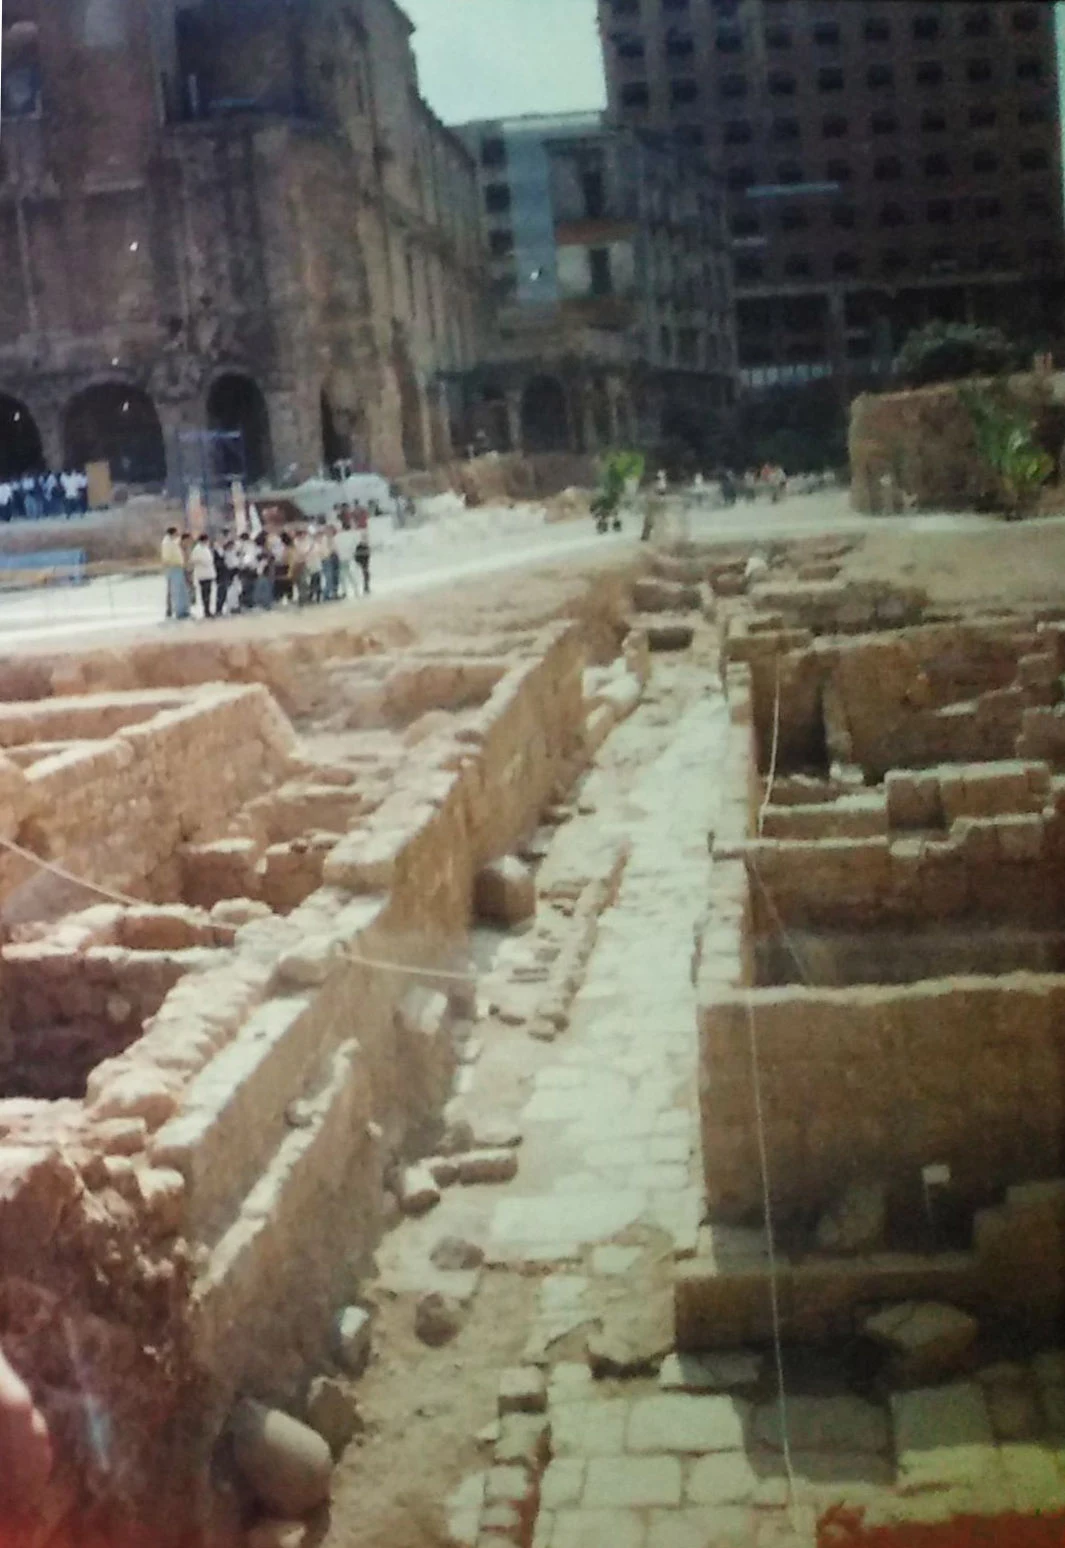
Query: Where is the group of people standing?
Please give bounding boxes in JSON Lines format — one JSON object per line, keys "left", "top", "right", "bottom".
{"left": 161, "top": 507, "right": 373, "bottom": 622}
{"left": 0, "top": 468, "right": 89, "bottom": 521}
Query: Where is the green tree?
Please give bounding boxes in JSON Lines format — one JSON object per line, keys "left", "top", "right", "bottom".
{"left": 892, "top": 321, "right": 1020, "bottom": 389}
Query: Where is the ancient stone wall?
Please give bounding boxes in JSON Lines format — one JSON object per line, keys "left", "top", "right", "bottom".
{"left": 0, "top": 616, "right": 609, "bottom": 1544}
{"left": 849, "top": 373, "right": 1065, "bottom": 514}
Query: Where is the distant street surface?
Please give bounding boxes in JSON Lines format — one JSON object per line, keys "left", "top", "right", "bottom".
{"left": 0, "top": 490, "right": 1009, "bottom": 654}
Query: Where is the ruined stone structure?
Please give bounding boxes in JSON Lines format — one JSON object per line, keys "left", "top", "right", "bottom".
{"left": 0, "top": 0, "right": 487, "bottom": 488}
{"left": 679, "top": 555, "right": 1065, "bottom": 1353}
{"left": 0, "top": 579, "right": 658, "bottom": 1542}
{"left": 849, "top": 369, "right": 1065, "bottom": 514}
{"left": 455, "top": 113, "right": 737, "bottom": 461}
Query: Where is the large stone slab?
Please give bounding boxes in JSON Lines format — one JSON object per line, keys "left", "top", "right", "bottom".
{"left": 892, "top": 1382, "right": 998, "bottom": 1493}
{"left": 752, "top": 1395, "right": 890, "bottom": 1456}
{"left": 626, "top": 1394, "right": 748, "bottom": 1454}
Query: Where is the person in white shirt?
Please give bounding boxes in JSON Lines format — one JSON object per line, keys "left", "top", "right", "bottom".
{"left": 160, "top": 527, "right": 190, "bottom": 620}
{"left": 0, "top": 483, "right": 11, "bottom": 523}
{"left": 334, "top": 512, "right": 359, "bottom": 599}
{"left": 190, "top": 535, "right": 217, "bottom": 618}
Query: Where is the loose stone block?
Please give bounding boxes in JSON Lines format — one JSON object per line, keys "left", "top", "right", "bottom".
{"left": 458, "top": 1149, "right": 519, "bottom": 1185}
{"left": 498, "top": 1366, "right": 547, "bottom": 1416}
{"left": 334, "top": 1306, "right": 372, "bottom": 1375}
{"left": 476, "top": 857, "right": 536, "bottom": 925}
{"left": 864, "top": 1301, "right": 978, "bottom": 1384}
{"left": 231, "top": 1401, "right": 333, "bottom": 1517}
{"left": 752, "top": 1395, "right": 890, "bottom": 1456}
{"left": 398, "top": 1165, "right": 441, "bottom": 1216}
{"left": 685, "top": 1451, "right": 758, "bottom": 1506}
{"left": 305, "top": 1377, "right": 361, "bottom": 1457}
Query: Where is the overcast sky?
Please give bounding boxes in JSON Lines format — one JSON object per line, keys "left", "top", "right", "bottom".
{"left": 401, "top": 0, "right": 607, "bottom": 126}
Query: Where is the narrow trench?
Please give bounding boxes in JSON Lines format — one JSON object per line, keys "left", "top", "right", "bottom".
{"left": 314, "top": 648, "right": 719, "bottom": 1548}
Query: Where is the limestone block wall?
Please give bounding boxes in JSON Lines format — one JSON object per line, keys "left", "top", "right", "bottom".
{"left": 699, "top": 973, "right": 1065, "bottom": 1225}
{"left": 732, "top": 621, "right": 1059, "bottom": 779}
{"left": 0, "top": 685, "right": 298, "bottom": 921}
{"left": 743, "top": 796, "right": 1065, "bottom": 936}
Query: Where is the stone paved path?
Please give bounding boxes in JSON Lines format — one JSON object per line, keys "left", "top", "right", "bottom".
{"left": 484, "top": 675, "right": 729, "bottom": 1271}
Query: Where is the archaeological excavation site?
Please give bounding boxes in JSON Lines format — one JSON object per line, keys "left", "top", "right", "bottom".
{"left": 4, "top": 536, "right": 1065, "bottom": 1548}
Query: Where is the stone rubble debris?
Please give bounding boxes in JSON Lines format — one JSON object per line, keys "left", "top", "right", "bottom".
{"left": 864, "top": 1300, "right": 980, "bottom": 1385}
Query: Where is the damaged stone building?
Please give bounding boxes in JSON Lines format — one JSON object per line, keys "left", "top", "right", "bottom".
{"left": 455, "top": 113, "right": 738, "bottom": 461}
{"left": 0, "top": 0, "right": 487, "bottom": 488}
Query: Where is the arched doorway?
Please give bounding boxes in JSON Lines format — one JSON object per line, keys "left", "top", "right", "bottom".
{"left": 521, "top": 376, "right": 569, "bottom": 453}
{"left": 207, "top": 373, "right": 273, "bottom": 484}
{"left": 320, "top": 389, "right": 350, "bottom": 468}
{"left": 0, "top": 395, "right": 43, "bottom": 478}
{"left": 63, "top": 383, "right": 166, "bottom": 484}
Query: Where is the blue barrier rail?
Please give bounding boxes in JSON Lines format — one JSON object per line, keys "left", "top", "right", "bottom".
{"left": 0, "top": 549, "right": 87, "bottom": 586}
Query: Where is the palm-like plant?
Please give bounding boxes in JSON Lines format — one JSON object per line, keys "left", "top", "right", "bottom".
{"left": 959, "top": 384, "right": 1053, "bottom": 518}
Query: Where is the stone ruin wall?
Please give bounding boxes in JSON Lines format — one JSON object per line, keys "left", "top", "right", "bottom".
{"left": 682, "top": 560, "right": 1065, "bottom": 1352}
{"left": 849, "top": 372, "right": 1065, "bottom": 514}
{"left": 0, "top": 606, "right": 655, "bottom": 1546}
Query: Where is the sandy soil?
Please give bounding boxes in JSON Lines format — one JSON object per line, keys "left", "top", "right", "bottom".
{"left": 837, "top": 516, "right": 1065, "bottom": 615}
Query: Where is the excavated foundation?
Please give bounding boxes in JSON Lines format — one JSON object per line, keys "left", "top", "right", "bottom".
{"left": 0, "top": 605, "right": 652, "bottom": 1545}
{"left": 679, "top": 580, "right": 1065, "bottom": 1353}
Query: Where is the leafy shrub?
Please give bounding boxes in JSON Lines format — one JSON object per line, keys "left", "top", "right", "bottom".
{"left": 958, "top": 383, "right": 1054, "bottom": 516}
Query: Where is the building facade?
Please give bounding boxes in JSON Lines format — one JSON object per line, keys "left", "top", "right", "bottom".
{"left": 0, "top": 0, "right": 487, "bottom": 488}
{"left": 454, "top": 113, "right": 736, "bottom": 459}
{"left": 599, "top": 0, "right": 1065, "bottom": 402}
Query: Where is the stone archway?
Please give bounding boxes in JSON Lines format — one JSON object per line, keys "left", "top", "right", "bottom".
{"left": 520, "top": 376, "right": 569, "bottom": 454}
{"left": 207, "top": 373, "right": 273, "bottom": 485}
{"left": 320, "top": 389, "right": 350, "bottom": 468}
{"left": 0, "top": 394, "right": 43, "bottom": 477}
{"left": 63, "top": 383, "right": 166, "bottom": 485}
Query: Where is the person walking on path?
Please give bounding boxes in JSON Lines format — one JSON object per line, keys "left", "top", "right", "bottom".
{"left": 161, "top": 527, "right": 190, "bottom": 619}
{"left": 355, "top": 528, "right": 371, "bottom": 595}
{"left": 191, "top": 534, "right": 217, "bottom": 618}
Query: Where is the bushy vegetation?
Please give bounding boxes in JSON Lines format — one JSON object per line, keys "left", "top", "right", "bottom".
{"left": 591, "top": 450, "right": 646, "bottom": 522}
{"left": 892, "top": 321, "right": 1021, "bottom": 389}
{"left": 959, "top": 382, "right": 1054, "bottom": 517}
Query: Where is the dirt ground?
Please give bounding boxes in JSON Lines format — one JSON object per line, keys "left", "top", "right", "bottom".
{"left": 311, "top": 1273, "right": 537, "bottom": 1548}
{"left": 837, "top": 516, "right": 1065, "bottom": 614}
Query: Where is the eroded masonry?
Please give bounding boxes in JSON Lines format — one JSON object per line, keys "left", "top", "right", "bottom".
{"left": 681, "top": 570, "right": 1065, "bottom": 1353}
{"left": 6, "top": 544, "right": 1065, "bottom": 1545}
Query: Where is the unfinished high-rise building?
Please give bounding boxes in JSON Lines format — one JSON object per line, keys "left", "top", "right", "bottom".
{"left": 0, "top": 0, "right": 488, "bottom": 487}
{"left": 599, "top": 0, "right": 1065, "bottom": 402}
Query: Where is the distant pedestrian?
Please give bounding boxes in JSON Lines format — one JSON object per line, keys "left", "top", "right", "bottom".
{"left": 161, "top": 526, "right": 190, "bottom": 619}
{"left": 355, "top": 530, "right": 371, "bottom": 595}
{"left": 190, "top": 534, "right": 216, "bottom": 618}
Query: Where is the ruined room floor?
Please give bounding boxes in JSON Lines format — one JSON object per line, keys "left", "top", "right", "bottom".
{"left": 309, "top": 625, "right": 1065, "bottom": 1548}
